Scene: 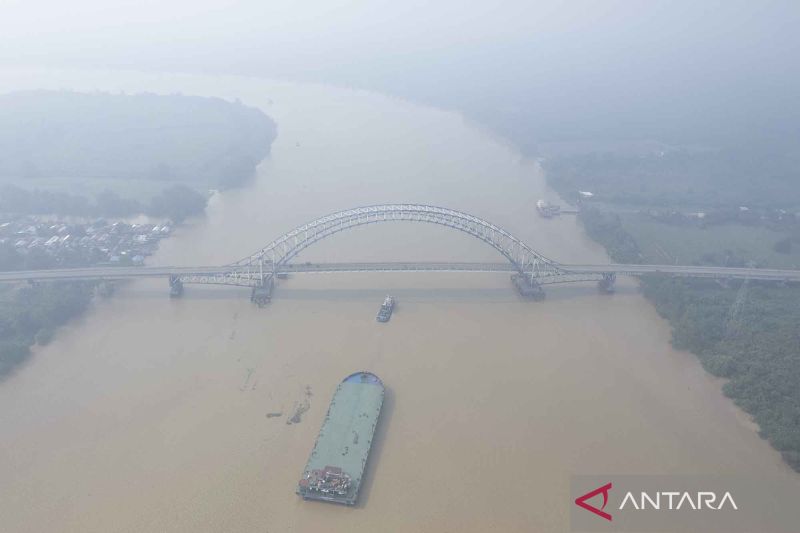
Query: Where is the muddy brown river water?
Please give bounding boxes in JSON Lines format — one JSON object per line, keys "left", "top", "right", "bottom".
{"left": 0, "top": 70, "right": 796, "bottom": 532}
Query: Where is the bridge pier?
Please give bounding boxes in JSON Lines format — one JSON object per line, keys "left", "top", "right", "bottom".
{"left": 97, "top": 281, "right": 116, "bottom": 297}
{"left": 250, "top": 277, "right": 274, "bottom": 307}
{"left": 597, "top": 272, "right": 616, "bottom": 293}
{"left": 169, "top": 275, "right": 184, "bottom": 298}
{"left": 511, "top": 274, "right": 545, "bottom": 300}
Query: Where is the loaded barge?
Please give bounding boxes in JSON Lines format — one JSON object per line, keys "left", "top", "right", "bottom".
{"left": 297, "top": 372, "right": 385, "bottom": 505}
{"left": 536, "top": 199, "right": 561, "bottom": 218}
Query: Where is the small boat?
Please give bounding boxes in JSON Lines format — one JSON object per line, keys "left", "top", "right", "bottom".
{"left": 376, "top": 295, "right": 395, "bottom": 322}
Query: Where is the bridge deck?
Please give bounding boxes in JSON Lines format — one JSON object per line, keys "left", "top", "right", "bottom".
{"left": 0, "top": 262, "right": 798, "bottom": 283}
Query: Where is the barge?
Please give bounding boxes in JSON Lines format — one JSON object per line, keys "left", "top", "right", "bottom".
{"left": 297, "top": 372, "right": 385, "bottom": 505}
{"left": 536, "top": 199, "right": 561, "bottom": 218}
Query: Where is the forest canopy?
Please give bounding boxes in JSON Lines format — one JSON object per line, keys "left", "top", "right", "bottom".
{"left": 0, "top": 90, "right": 276, "bottom": 189}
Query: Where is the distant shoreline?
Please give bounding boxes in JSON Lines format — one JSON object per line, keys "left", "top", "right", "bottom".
{"left": 0, "top": 90, "right": 277, "bottom": 219}
{"left": 0, "top": 90, "right": 278, "bottom": 379}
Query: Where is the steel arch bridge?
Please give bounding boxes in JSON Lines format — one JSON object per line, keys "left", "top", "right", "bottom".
{"left": 236, "top": 204, "right": 562, "bottom": 276}
{"left": 4, "top": 203, "right": 799, "bottom": 304}
{"left": 170, "top": 204, "right": 613, "bottom": 301}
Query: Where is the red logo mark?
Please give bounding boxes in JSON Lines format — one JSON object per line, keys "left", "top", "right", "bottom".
{"left": 575, "top": 482, "right": 613, "bottom": 522}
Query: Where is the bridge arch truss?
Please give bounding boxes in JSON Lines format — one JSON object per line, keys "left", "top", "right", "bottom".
{"left": 239, "top": 204, "right": 563, "bottom": 278}
{"left": 174, "top": 204, "right": 608, "bottom": 289}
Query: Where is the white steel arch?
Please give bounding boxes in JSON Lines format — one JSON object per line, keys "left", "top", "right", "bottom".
{"left": 229, "top": 204, "right": 567, "bottom": 280}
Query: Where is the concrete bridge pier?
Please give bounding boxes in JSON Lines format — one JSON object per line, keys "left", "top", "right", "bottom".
{"left": 169, "top": 275, "right": 184, "bottom": 298}
{"left": 597, "top": 272, "right": 616, "bottom": 293}
{"left": 97, "top": 281, "right": 116, "bottom": 297}
{"left": 511, "top": 273, "right": 545, "bottom": 300}
{"left": 250, "top": 277, "right": 274, "bottom": 307}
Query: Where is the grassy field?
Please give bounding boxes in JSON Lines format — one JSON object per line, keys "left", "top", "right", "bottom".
{"left": 619, "top": 214, "right": 800, "bottom": 269}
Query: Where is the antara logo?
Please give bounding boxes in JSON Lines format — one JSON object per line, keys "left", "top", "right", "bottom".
{"left": 619, "top": 491, "right": 738, "bottom": 510}
{"left": 575, "top": 482, "right": 613, "bottom": 522}
{"left": 575, "top": 481, "right": 739, "bottom": 522}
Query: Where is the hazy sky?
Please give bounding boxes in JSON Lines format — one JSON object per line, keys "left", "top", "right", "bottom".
{"left": 2, "top": 0, "right": 798, "bottom": 147}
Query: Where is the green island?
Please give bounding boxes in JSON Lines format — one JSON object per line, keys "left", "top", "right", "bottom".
{"left": 543, "top": 148, "right": 800, "bottom": 471}
{"left": 0, "top": 90, "right": 277, "bottom": 378}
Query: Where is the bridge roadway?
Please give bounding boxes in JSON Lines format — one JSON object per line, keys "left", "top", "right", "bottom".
{"left": 1, "top": 262, "right": 799, "bottom": 283}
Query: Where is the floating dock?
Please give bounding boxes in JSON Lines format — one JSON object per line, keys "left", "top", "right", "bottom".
{"left": 297, "top": 372, "right": 385, "bottom": 505}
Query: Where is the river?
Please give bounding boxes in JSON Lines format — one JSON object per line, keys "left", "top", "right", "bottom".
{"left": 0, "top": 70, "right": 796, "bottom": 532}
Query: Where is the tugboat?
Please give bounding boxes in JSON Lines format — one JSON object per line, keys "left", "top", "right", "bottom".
{"left": 299, "top": 466, "right": 353, "bottom": 499}
{"left": 376, "top": 295, "right": 395, "bottom": 322}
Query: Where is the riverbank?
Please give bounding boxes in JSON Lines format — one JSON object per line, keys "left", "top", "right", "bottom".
{"left": 0, "top": 91, "right": 277, "bottom": 190}
{"left": 0, "top": 90, "right": 277, "bottom": 219}
{"left": 0, "top": 90, "right": 278, "bottom": 379}
{"left": 0, "top": 281, "right": 96, "bottom": 378}
{"left": 640, "top": 275, "right": 800, "bottom": 472}
{"left": 561, "top": 172, "right": 800, "bottom": 473}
